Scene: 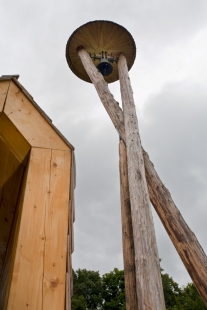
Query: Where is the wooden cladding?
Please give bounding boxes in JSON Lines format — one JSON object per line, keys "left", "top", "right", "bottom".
{"left": 0, "top": 78, "right": 75, "bottom": 310}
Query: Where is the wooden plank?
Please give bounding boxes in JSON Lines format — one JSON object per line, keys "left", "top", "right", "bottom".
{"left": 0, "top": 149, "right": 24, "bottom": 274}
{"left": 7, "top": 148, "right": 51, "bottom": 310}
{"left": 0, "top": 160, "right": 29, "bottom": 310}
{"left": 72, "top": 152, "right": 76, "bottom": 189}
{"left": 68, "top": 200, "right": 74, "bottom": 255}
{"left": 43, "top": 149, "right": 71, "bottom": 310}
{"left": 0, "top": 113, "right": 30, "bottom": 164}
{"left": 66, "top": 235, "right": 71, "bottom": 310}
{"left": 143, "top": 149, "right": 207, "bottom": 306}
{"left": 77, "top": 47, "right": 207, "bottom": 306}
{"left": 119, "top": 140, "right": 138, "bottom": 310}
{"left": 118, "top": 54, "right": 165, "bottom": 309}
{"left": 0, "top": 81, "right": 10, "bottom": 111}
{"left": 0, "top": 137, "right": 9, "bottom": 210}
{"left": 66, "top": 273, "right": 69, "bottom": 310}
{"left": 4, "top": 81, "right": 69, "bottom": 151}
{"left": 70, "top": 164, "right": 75, "bottom": 223}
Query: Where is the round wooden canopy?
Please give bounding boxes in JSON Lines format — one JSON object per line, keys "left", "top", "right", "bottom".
{"left": 66, "top": 20, "right": 136, "bottom": 84}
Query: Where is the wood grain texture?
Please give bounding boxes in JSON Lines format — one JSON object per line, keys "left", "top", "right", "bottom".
{"left": 0, "top": 81, "right": 10, "bottom": 111}
{"left": 118, "top": 54, "right": 165, "bottom": 310}
{"left": 77, "top": 48, "right": 125, "bottom": 139}
{"left": 0, "top": 137, "right": 9, "bottom": 210}
{"left": 66, "top": 20, "right": 136, "bottom": 83}
{"left": 4, "top": 81, "right": 69, "bottom": 151}
{"left": 78, "top": 48, "right": 207, "bottom": 306}
{"left": 43, "top": 149, "right": 71, "bottom": 310}
{"left": 0, "top": 161, "right": 29, "bottom": 310}
{"left": 143, "top": 149, "right": 207, "bottom": 306}
{"left": 119, "top": 140, "right": 138, "bottom": 310}
{"left": 7, "top": 148, "right": 51, "bottom": 310}
{"left": 0, "top": 147, "right": 24, "bottom": 274}
{"left": 0, "top": 113, "right": 30, "bottom": 164}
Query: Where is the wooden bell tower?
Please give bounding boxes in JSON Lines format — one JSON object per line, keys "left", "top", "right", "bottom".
{"left": 66, "top": 20, "right": 207, "bottom": 309}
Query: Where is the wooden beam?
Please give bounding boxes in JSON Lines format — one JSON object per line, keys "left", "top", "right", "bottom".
{"left": 0, "top": 81, "right": 10, "bottom": 111}
{"left": 0, "top": 146, "right": 24, "bottom": 274}
{"left": 7, "top": 148, "right": 51, "bottom": 309}
{"left": 77, "top": 48, "right": 125, "bottom": 139}
{"left": 77, "top": 47, "right": 207, "bottom": 306}
{"left": 43, "top": 149, "right": 71, "bottom": 310}
{"left": 143, "top": 149, "right": 207, "bottom": 305}
{"left": 0, "top": 145, "right": 26, "bottom": 309}
{"left": 119, "top": 140, "right": 138, "bottom": 310}
{"left": 118, "top": 54, "right": 165, "bottom": 309}
{"left": 0, "top": 113, "right": 30, "bottom": 164}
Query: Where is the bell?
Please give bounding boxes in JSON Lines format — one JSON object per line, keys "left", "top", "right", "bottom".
{"left": 97, "top": 58, "right": 113, "bottom": 76}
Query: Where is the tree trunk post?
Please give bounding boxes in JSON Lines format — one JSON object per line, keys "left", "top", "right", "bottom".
{"left": 118, "top": 54, "right": 165, "bottom": 310}
{"left": 77, "top": 47, "right": 207, "bottom": 306}
{"left": 119, "top": 139, "right": 138, "bottom": 310}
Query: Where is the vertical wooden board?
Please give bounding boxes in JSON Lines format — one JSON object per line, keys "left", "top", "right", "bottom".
{"left": 66, "top": 236, "right": 71, "bottom": 310}
{"left": 0, "top": 81, "right": 10, "bottom": 111}
{"left": 67, "top": 235, "right": 73, "bottom": 299}
{"left": 43, "top": 149, "right": 71, "bottom": 310}
{"left": 0, "top": 149, "right": 24, "bottom": 273}
{"left": 7, "top": 148, "right": 51, "bottom": 310}
{"left": 0, "top": 136, "right": 9, "bottom": 206}
{"left": 68, "top": 200, "right": 73, "bottom": 255}
{"left": 0, "top": 160, "right": 29, "bottom": 310}
{"left": 4, "top": 81, "right": 69, "bottom": 150}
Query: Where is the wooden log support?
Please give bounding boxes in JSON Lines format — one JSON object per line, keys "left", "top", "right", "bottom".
{"left": 77, "top": 47, "right": 207, "bottom": 306}
{"left": 118, "top": 54, "right": 165, "bottom": 309}
{"left": 143, "top": 149, "right": 207, "bottom": 305}
{"left": 119, "top": 139, "right": 138, "bottom": 310}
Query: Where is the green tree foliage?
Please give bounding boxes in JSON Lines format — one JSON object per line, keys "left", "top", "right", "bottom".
{"left": 161, "top": 273, "right": 183, "bottom": 309}
{"left": 102, "top": 268, "right": 126, "bottom": 310}
{"left": 71, "top": 295, "right": 87, "bottom": 310}
{"left": 181, "top": 283, "right": 207, "bottom": 310}
{"left": 71, "top": 268, "right": 207, "bottom": 310}
{"left": 72, "top": 269, "right": 103, "bottom": 310}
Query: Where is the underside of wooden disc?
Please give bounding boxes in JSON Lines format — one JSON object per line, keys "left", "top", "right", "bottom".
{"left": 66, "top": 20, "right": 136, "bottom": 83}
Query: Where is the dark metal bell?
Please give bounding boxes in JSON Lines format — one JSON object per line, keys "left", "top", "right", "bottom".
{"left": 97, "top": 58, "right": 113, "bottom": 76}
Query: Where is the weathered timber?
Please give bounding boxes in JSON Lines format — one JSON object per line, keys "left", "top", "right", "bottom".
{"left": 77, "top": 47, "right": 207, "bottom": 306}
{"left": 143, "top": 149, "right": 207, "bottom": 305}
{"left": 119, "top": 140, "right": 138, "bottom": 310}
{"left": 77, "top": 48, "right": 124, "bottom": 138}
{"left": 118, "top": 54, "right": 165, "bottom": 309}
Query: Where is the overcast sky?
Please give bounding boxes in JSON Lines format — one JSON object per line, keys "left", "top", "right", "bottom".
{"left": 1, "top": 0, "right": 207, "bottom": 287}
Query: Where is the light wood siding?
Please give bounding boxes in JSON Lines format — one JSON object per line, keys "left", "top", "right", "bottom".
{"left": 43, "top": 149, "right": 71, "bottom": 309}
{"left": 7, "top": 148, "right": 51, "bottom": 309}
{"left": 0, "top": 160, "right": 29, "bottom": 310}
{"left": 0, "top": 141, "right": 24, "bottom": 273}
{"left": 0, "top": 113, "right": 30, "bottom": 164}
{"left": 0, "top": 81, "right": 10, "bottom": 111}
{"left": 4, "top": 82, "right": 69, "bottom": 151}
{"left": 0, "top": 78, "right": 74, "bottom": 310}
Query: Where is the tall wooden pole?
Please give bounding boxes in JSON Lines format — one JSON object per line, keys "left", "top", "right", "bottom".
{"left": 77, "top": 47, "right": 207, "bottom": 306}
{"left": 143, "top": 149, "right": 207, "bottom": 306}
{"left": 118, "top": 54, "right": 165, "bottom": 309}
{"left": 119, "top": 139, "right": 138, "bottom": 310}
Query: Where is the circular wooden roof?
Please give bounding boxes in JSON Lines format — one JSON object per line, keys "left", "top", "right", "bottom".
{"left": 66, "top": 20, "right": 136, "bottom": 84}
